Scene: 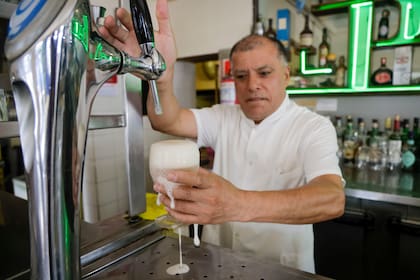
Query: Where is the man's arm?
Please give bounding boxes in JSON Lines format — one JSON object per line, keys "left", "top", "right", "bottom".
{"left": 154, "top": 168, "right": 345, "bottom": 225}
{"left": 99, "top": 1, "right": 197, "bottom": 138}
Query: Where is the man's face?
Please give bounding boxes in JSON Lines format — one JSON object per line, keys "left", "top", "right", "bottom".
{"left": 230, "top": 41, "right": 290, "bottom": 124}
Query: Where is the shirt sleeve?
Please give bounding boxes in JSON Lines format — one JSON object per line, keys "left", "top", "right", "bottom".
{"left": 190, "top": 104, "right": 225, "bottom": 149}
{"left": 301, "top": 116, "right": 343, "bottom": 183}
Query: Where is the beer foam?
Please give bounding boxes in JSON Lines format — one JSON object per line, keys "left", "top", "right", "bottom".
{"left": 149, "top": 139, "right": 199, "bottom": 171}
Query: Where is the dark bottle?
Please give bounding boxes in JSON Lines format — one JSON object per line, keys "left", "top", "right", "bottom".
{"left": 264, "top": 18, "right": 277, "bottom": 39}
{"left": 300, "top": 14, "right": 313, "bottom": 48}
{"left": 371, "top": 57, "right": 393, "bottom": 85}
{"left": 318, "top": 28, "right": 330, "bottom": 67}
{"left": 335, "top": 55, "right": 347, "bottom": 86}
{"left": 378, "top": 9, "right": 390, "bottom": 40}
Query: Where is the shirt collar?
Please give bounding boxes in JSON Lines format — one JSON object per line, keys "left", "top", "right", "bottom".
{"left": 241, "top": 94, "right": 290, "bottom": 128}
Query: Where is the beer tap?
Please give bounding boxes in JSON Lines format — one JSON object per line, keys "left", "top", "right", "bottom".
{"left": 3, "top": 0, "right": 164, "bottom": 279}
{"left": 129, "top": 0, "right": 166, "bottom": 115}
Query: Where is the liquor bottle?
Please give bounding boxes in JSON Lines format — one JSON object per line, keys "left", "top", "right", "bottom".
{"left": 371, "top": 57, "right": 393, "bottom": 85}
{"left": 384, "top": 116, "right": 393, "bottom": 138}
{"left": 387, "top": 115, "right": 402, "bottom": 171}
{"left": 355, "top": 119, "right": 369, "bottom": 169}
{"left": 335, "top": 116, "right": 344, "bottom": 162}
{"left": 378, "top": 9, "right": 390, "bottom": 40}
{"left": 335, "top": 56, "right": 347, "bottom": 87}
{"left": 413, "top": 117, "right": 420, "bottom": 171}
{"left": 367, "top": 119, "right": 383, "bottom": 171}
{"left": 318, "top": 28, "right": 330, "bottom": 67}
{"left": 401, "top": 118, "right": 410, "bottom": 146}
{"left": 264, "top": 18, "right": 277, "bottom": 39}
{"left": 252, "top": 15, "right": 265, "bottom": 35}
{"left": 300, "top": 14, "right": 313, "bottom": 48}
{"left": 343, "top": 115, "right": 357, "bottom": 166}
{"left": 401, "top": 131, "right": 416, "bottom": 172}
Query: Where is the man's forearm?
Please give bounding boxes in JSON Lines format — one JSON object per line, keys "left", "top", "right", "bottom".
{"left": 239, "top": 175, "right": 345, "bottom": 224}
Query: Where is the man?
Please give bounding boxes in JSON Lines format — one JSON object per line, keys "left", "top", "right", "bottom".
{"left": 100, "top": 0, "right": 345, "bottom": 273}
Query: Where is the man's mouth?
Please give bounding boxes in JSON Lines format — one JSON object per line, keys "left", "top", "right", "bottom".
{"left": 246, "top": 96, "right": 267, "bottom": 102}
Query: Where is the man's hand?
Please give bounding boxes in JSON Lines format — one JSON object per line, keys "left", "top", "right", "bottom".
{"left": 154, "top": 168, "right": 246, "bottom": 225}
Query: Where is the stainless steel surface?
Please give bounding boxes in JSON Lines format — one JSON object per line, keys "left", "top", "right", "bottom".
{"left": 122, "top": 87, "right": 146, "bottom": 216}
{"left": 3, "top": 0, "right": 163, "bottom": 278}
{"left": 88, "top": 114, "right": 125, "bottom": 130}
{"left": 86, "top": 234, "right": 330, "bottom": 280}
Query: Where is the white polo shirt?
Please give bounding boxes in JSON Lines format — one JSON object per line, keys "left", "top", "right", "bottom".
{"left": 191, "top": 95, "right": 342, "bottom": 273}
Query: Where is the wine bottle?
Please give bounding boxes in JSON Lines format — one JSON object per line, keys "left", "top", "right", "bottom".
{"left": 264, "top": 18, "right": 277, "bottom": 39}
{"left": 335, "top": 56, "right": 347, "bottom": 87}
{"left": 318, "top": 28, "right": 329, "bottom": 67}
{"left": 300, "top": 14, "right": 313, "bottom": 48}
{"left": 371, "top": 57, "right": 393, "bottom": 85}
{"left": 378, "top": 9, "right": 390, "bottom": 40}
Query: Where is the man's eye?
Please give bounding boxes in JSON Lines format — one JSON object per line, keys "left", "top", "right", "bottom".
{"left": 234, "top": 74, "right": 246, "bottom": 80}
{"left": 259, "top": 71, "right": 271, "bottom": 77}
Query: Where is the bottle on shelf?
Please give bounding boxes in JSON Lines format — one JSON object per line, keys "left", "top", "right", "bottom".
{"left": 355, "top": 118, "right": 369, "bottom": 169}
{"left": 343, "top": 115, "right": 357, "bottom": 167}
{"left": 371, "top": 57, "right": 393, "bottom": 85}
{"left": 300, "top": 14, "right": 314, "bottom": 48}
{"left": 401, "top": 131, "right": 416, "bottom": 172}
{"left": 384, "top": 116, "right": 393, "bottom": 138}
{"left": 413, "top": 117, "right": 420, "bottom": 171}
{"left": 252, "top": 15, "right": 265, "bottom": 36}
{"left": 318, "top": 28, "right": 330, "bottom": 67}
{"left": 335, "top": 55, "right": 347, "bottom": 87}
{"left": 367, "top": 119, "right": 384, "bottom": 171}
{"left": 377, "top": 9, "right": 390, "bottom": 40}
{"left": 335, "top": 116, "right": 344, "bottom": 162}
{"left": 326, "top": 53, "right": 337, "bottom": 73}
{"left": 264, "top": 18, "right": 277, "bottom": 39}
{"left": 387, "top": 114, "right": 402, "bottom": 171}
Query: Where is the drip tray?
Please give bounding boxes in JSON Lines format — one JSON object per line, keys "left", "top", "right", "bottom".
{"left": 86, "top": 232, "right": 330, "bottom": 280}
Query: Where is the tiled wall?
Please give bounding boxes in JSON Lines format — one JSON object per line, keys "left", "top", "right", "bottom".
{"left": 82, "top": 61, "right": 196, "bottom": 223}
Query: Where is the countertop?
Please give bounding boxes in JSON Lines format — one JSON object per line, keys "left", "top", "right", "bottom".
{"left": 342, "top": 166, "right": 420, "bottom": 207}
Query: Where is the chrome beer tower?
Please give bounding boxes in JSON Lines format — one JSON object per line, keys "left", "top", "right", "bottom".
{"left": 4, "top": 0, "right": 165, "bottom": 279}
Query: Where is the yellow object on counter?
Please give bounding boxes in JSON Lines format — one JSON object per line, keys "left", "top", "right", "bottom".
{"left": 139, "top": 192, "right": 167, "bottom": 221}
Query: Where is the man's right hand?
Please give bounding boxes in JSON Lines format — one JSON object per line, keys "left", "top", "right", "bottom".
{"left": 98, "top": 0, "right": 177, "bottom": 84}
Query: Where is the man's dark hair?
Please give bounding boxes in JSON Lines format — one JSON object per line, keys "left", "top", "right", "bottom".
{"left": 229, "top": 35, "right": 289, "bottom": 65}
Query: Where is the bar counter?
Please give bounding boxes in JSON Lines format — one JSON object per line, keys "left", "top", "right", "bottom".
{"left": 342, "top": 166, "right": 420, "bottom": 207}
{"left": 0, "top": 191, "right": 330, "bottom": 280}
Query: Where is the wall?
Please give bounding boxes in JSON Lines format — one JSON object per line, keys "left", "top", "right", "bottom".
{"left": 147, "top": 0, "right": 253, "bottom": 58}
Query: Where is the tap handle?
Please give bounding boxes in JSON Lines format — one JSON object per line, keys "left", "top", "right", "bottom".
{"left": 130, "top": 0, "right": 155, "bottom": 45}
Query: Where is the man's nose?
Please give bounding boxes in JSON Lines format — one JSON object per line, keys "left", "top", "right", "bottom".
{"left": 247, "top": 73, "right": 261, "bottom": 91}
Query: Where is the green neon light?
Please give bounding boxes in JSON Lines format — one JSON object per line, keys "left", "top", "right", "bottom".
{"left": 296, "top": 0, "right": 420, "bottom": 95}
{"left": 287, "top": 85, "right": 420, "bottom": 95}
{"left": 299, "top": 50, "right": 333, "bottom": 75}
{"left": 374, "top": 0, "right": 420, "bottom": 47}
{"left": 313, "top": 0, "right": 367, "bottom": 12}
{"left": 349, "top": 2, "right": 372, "bottom": 90}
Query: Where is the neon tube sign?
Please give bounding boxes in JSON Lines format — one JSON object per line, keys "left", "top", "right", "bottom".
{"left": 289, "top": 0, "right": 420, "bottom": 95}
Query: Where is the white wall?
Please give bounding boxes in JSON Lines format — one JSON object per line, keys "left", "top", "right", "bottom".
{"left": 147, "top": 0, "right": 254, "bottom": 58}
